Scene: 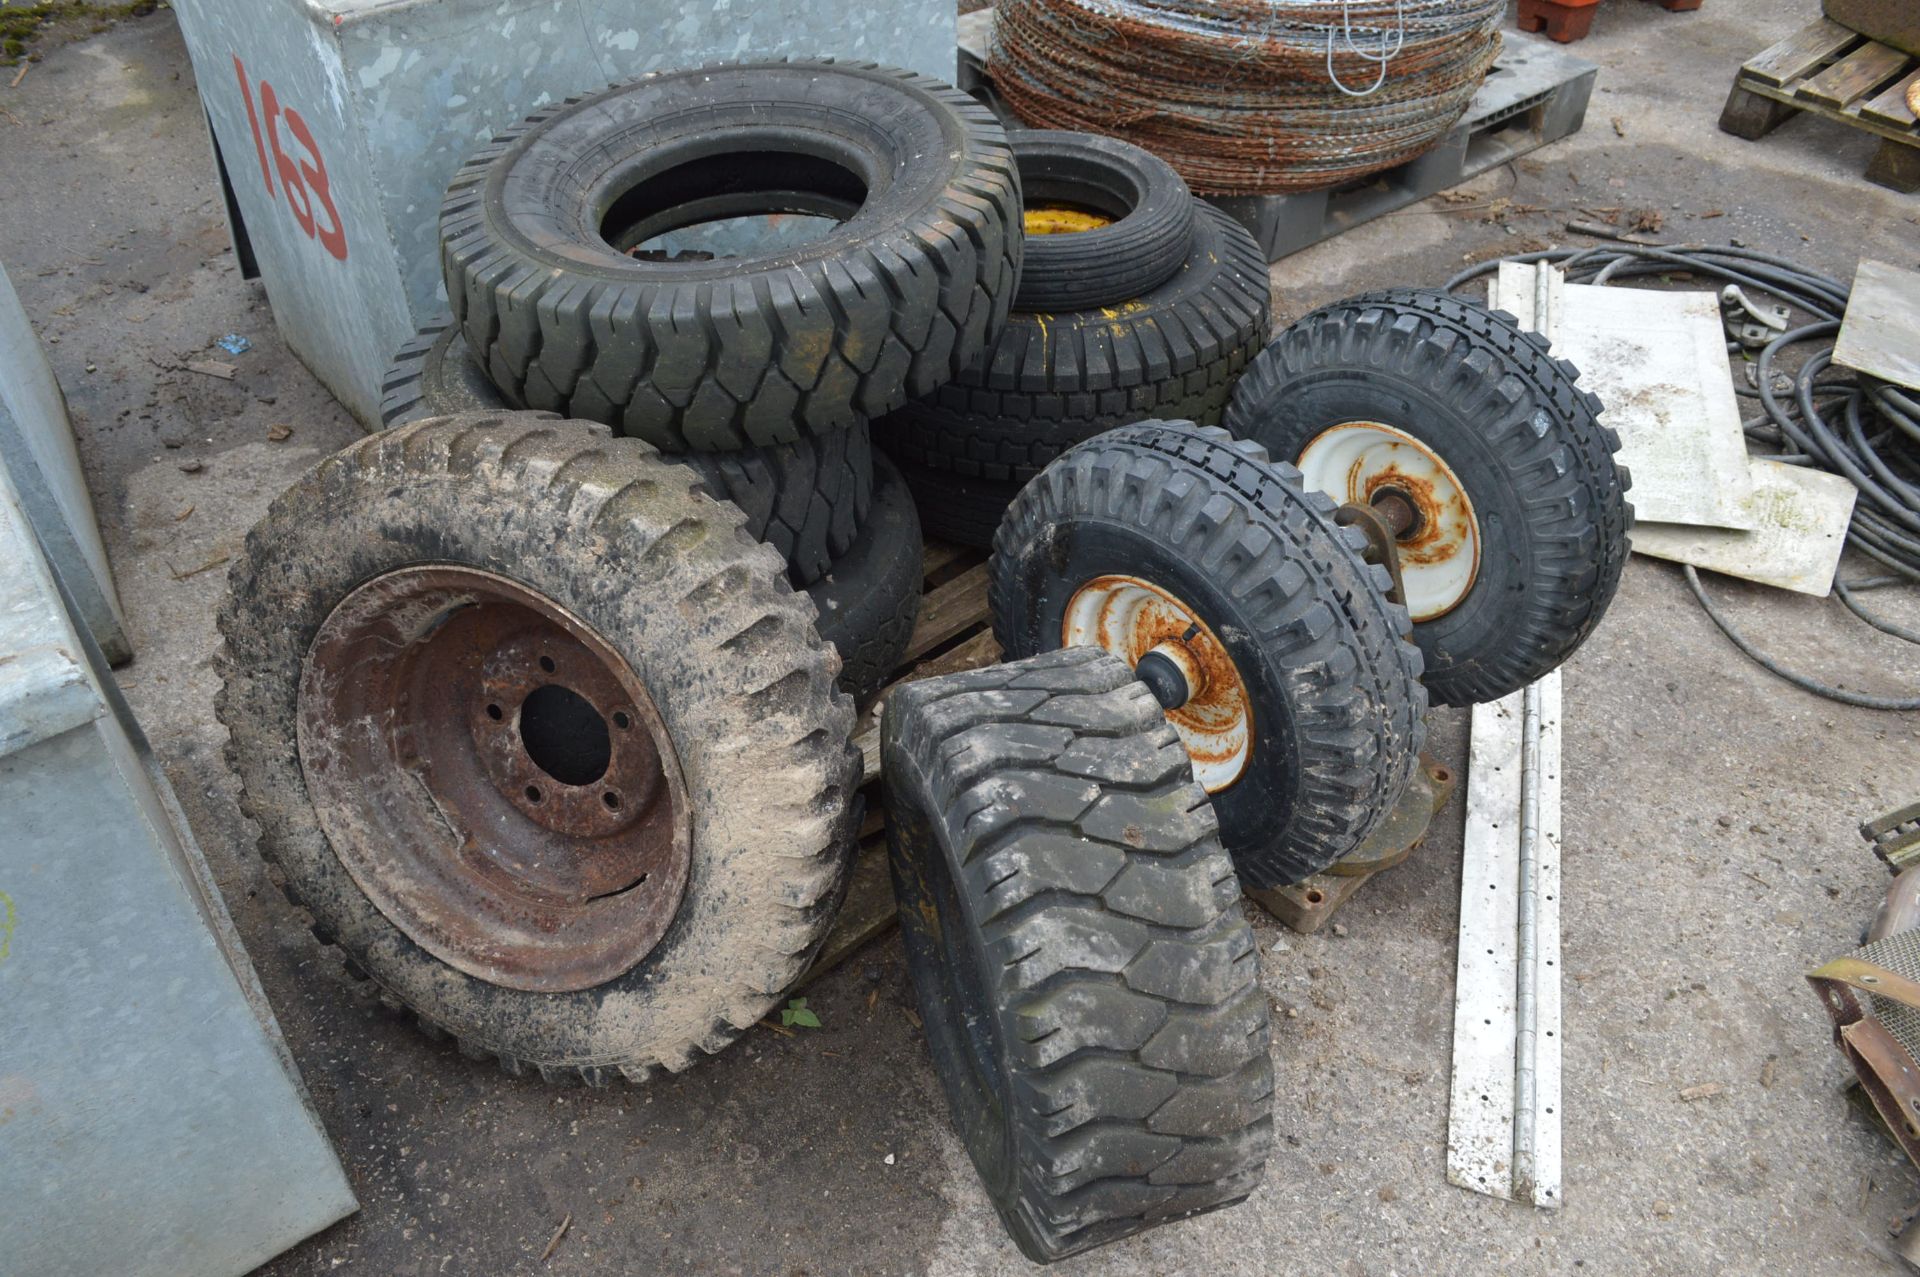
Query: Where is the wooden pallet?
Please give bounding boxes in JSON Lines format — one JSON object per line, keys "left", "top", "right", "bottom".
{"left": 956, "top": 10, "right": 1598, "bottom": 263}
{"left": 1719, "top": 18, "right": 1920, "bottom": 193}
{"left": 799, "top": 540, "right": 999, "bottom": 985}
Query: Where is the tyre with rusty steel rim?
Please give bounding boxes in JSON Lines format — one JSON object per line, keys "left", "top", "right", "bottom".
{"left": 1224, "top": 290, "right": 1632, "bottom": 706}
{"left": 988, "top": 421, "right": 1427, "bottom": 888}
{"left": 216, "top": 412, "right": 859, "bottom": 1084}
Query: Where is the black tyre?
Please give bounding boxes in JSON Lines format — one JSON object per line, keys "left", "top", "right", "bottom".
{"left": 379, "top": 319, "right": 875, "bottom": 587}
{"left": 440, "top": 60, "right": 1022, "bottom": 451}
{"left": 1223, "top": 291, "right": 1631, "bottom": 706}
{"left": 894, "top": 456, "right": 1026, "bottom": 549}
{"left": 379, "top": 316, "right": 505, "bottom": 428}
{"left": 880, "top": 203, "right": 1269, "bottom": 484}
{"left": 884, "top": 647, "right": 1273, "bottom": 1263}
{"left": 1012, "top": 130, "right": 1194, "bottom": 312}
{"left": 990, "top": 422, "right": 1426, "bottom": 887}
{"left": 695, "top": 421, "right": 874, "bottom": 587}
{"left": 216, "top": 412, "right": 860, "bottom": 1083}
{"left": 808, "top": 453, "right": 922, "bottom": 705}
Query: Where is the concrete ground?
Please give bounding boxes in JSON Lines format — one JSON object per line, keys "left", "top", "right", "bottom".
{"left": 4, "top": 2, "right": 1919, "bottom": 1273}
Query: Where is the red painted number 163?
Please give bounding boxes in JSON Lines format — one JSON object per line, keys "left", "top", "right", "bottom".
{"left": 233, "top": 54, "right": 348, "bottom": 262}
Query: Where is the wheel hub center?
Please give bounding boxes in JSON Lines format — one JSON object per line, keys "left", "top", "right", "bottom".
{"left": 1063, "top": 575, "right": 1253, "bottom": 792}
{"left": 298, "top": 564, "right": 693, "bottom": 993}
{"left": 1369, "top": 485, "right": 1425, "bottom": 540}
{"left": 1295, "top": 420, "right": 1482, "bottom": 623}
{"left": 464, "top": 627, "right": 660, "bottom": 845}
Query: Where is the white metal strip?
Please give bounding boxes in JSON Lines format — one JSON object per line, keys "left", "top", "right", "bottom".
{"left": 1534, "top": 673, "right": 1564, "bottom": 1205}
{"left": 1447, "top": 688, "right": 1523, "bottom": 1199}
{"left": 1446, "top": 671, "right": 1563, "bottom": 1206}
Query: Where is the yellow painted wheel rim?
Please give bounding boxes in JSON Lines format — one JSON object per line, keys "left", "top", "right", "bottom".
{"left": 1023, "top": 204, "right": 1113, "bottom": 235}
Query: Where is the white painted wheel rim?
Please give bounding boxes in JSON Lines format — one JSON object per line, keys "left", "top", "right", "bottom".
{"left": 1294, "top": 421, "right": 1481, "bottom": 622}
{"left": 1062, "top": 576, "right": 1252, "bottom": 792}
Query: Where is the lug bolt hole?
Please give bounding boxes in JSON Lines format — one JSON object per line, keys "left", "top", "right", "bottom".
{"left": 486, "top": 703, "right": 503, "bottom": 721}
{"left": 612, "top": 710, "right": 631, "bottom": 731}
{"left": 603, "top": 791, "right": 621, "bottom": 810}
{"left": 538, "top": 655, "right": 556, "bottom": 674}
{"left": 525, "top": 785, "right": 543, "bottom": 804}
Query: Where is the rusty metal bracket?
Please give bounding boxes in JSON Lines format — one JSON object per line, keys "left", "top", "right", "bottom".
{"left": 1244, "top": 751, "right": 1456, "bottom": 933}
{"left": 1335, "top": 500, "right": 1412, "bottom": 635}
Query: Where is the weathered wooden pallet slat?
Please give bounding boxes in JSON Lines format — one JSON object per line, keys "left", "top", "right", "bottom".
{"left": 1799, "top": 39, "right": 1910, "bottom": 109}
{"left": 1745, "top": 17, "right": 1857, "bottom": 87}
{"left": 1720, "top": 19, "right": 1920, "bottom": 193}
{"left": 1861, "top": 68, "right": 1920, "bottom": 129}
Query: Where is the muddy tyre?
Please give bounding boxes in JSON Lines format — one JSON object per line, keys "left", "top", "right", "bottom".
{"left": 379, "top": 320, "right": 875, "bottom": 586}
{"left": 216, "top": 412, "right": 860, "bottom": 1083}
{"left": 1223, "top": 291, "right": 1631, "bottom": 706}
{"left": 990, "top": 422, "right": 1426, "bottom": 887}
{"left": 808, "top": 453, "right": 923, "bottom": 705}
{"left": 884, "top": 648, "right": 1274, "bottom": 1263}
{"left": 1011, "top": 130, "right": 1194, "bottom": 311}
{"left": 879, "top": 202, "right": 1268, "bottom": 485}
{"left": 439, "top": 60, "right": 1022, "bottom": 451}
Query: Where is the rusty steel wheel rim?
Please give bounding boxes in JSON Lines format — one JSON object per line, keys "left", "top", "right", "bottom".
{"left": 296, "top": 565, "right": 692, "bottom": 994}
{"left": 1062, "top": 575, "right": 1252, "bottom": 791}
{"left": 1294, "top": 420, "right": 1481, "bottom": 622}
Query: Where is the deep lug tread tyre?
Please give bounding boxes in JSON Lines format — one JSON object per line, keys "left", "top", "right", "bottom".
{"left": 439, "top": 60, "right": 1021, "bottom": 451}
{"left": 879, "top": 203, "right": 1269, "bottom": 485}
{"left": 1012, "top": 131, "right": 1195, "bottom": 312}
{"left": 379, "top": 316, "right": 506, "bottom": 428}
{"left": 894, "top": 456, "right": 1027, "bottom": 549}
{"left": 215, "top": 412, "right": 860, "bottom": 1082}
{"left": 807, "top": 453, "right": 922, "bottom": 706}
{"left": 379, "top": 321, "right": 875, "bottom": 586}
{"left": 884, "top": 647, "right": 1273, "bottom": 1263}
{"left": 1224, "top": 293, "right": 1632, "bottom": 706}
{"left": 989, "top": 422, "right": 1427, "bottom": 887}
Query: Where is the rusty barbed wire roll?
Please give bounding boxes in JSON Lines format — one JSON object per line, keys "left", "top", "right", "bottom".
{"left": 988, "top": 0, "right": 1505, "bottom": 194}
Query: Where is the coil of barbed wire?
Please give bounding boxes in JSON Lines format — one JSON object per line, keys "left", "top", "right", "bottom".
{"left": 988, "top": 0, "right": 1505, "bottom": 194}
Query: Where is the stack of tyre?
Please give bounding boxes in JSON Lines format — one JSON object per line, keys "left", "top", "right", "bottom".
{"left": 875, "top": 131, "right": 1271, "bottom": 545}
{"left": 376, "top": 59, "right": 1031, "bottom": 706}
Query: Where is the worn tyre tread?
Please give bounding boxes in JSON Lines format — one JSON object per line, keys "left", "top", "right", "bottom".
{"left": 440, "top": 60, "right": 1021, "bottom": 451}
{"left": 882, "top": 203, "right": 1269, "bottom": 484}
{"left": 379, "top": 321, "right": 875, "bottom": 585}
{"left": 884, "top": 648, "right": 1272, "bottom": 1263}
{"left": 808, "top": 453, "right": 922, "bottom": 705}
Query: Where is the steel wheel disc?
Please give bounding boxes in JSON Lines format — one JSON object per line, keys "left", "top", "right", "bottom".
{"left": 1062, "top": 575, "right": 1252, "bottom": 791}
{"left": 1295, "top": 420, "right": 1481, "bottom": 622}
{"left": 296, "top": 565, "right": 692, "bottom": 994}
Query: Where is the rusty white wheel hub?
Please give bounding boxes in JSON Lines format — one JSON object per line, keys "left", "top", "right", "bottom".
{"left": 1062, "top": 576, "right": 1252, "bottom": 792}
{"left": 1295, "top": 421, "right": 1481, "bottom": 622}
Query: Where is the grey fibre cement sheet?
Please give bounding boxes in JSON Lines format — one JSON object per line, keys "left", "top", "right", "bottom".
{"left": 1834, "top": 259, "right": 1920, "bottom": 394}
